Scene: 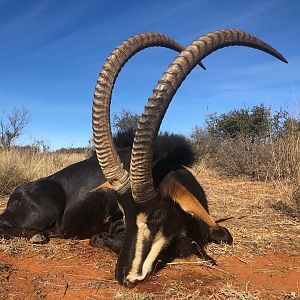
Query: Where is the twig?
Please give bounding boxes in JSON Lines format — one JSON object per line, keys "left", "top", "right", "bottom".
{"left": 166, "top": 261, "right": 209, "bottom": 266}
{"left": 166, "top": 260, "right": 232, "bottom": 275}
{"left": 67, "top": 273, "right": 114, "bottom": 282}
{"left": 63, "top": 283, "right": 69, "bottom": 297}
{"left": 263, "top": 253, "right": 286, "bottom": 272}
{"left": 215, "top": 216, "right": 235, "bottom": 223}
{"left": 232, "top": 255, "right": 250, "bottom": 264}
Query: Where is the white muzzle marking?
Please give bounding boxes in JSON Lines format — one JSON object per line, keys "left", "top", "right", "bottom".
{"left": 126, "top": 214, "right": 167, "bottom": 283}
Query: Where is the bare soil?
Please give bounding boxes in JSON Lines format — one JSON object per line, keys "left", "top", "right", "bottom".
{"left": 0, "top": 170, "right": 299, "bottom": 299}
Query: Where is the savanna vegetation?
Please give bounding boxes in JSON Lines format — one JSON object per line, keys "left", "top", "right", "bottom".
{"left": 0, "top": 106, "right": 299, "bottom": 299}
{"left": 191, "top": 104, "right": 300, "bottom": 217}
{"left": 0, "top": 105, "right": 299, "bottom": 216}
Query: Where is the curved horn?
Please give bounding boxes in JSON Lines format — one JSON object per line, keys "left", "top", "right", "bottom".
{"left": 92, "top": 33, "right": 205, "bottom": 194}
{"left": 130, "top": 29, "right": 287, "bottom": 202}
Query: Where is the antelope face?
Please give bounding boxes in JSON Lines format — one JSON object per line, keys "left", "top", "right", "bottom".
{"left": 114, "top": 169, "right": 220, "bottom": 285}
{"left": 115, "top": 196, "right": 184, "bottom": 285}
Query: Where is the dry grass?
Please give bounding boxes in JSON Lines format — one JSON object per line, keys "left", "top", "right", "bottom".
{"left": 0, "top": 237, "right": 80, "bottom": 259}
{"left": 202, "top": 283, "right": 261, "bottom": 300}
{"left": 270, "top": 131, "right": 300, "bottom": 218}
{"left": 114, "top": 291, "right": 155, "bottom": 300}
{"left": 112, "top": 282, "right": 276, "bottom": 300}
{"left": 202, "top": 132, "right": 300, "bottom": 184}
{"left": 195, "top": 168, "right": 300, "bottom": 257}
{"left": 272, "top": 187, "right": 300, "bottom": 218}
{"left": 0, "top": 149, "right": 85, "bottom": 197}
{"left": 193, "top": 129, "right": 300, "bottom": 218}
{"left": 271, "top": 130, "right": 300, "bottom": 184}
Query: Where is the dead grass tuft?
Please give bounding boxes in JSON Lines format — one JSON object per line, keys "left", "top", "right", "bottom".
{"left": 161, "top": 280, "right": 204, "bottom": 299}
{"left": 0, "top": 236, "right": 80, "bottom": 258}
{"left": 279, "top": 291, "right": 300, "bottom": 300}
{"left": 85, "top": 279, "right": 110, "bottom": 291}
{"left": 114, "top": 291, "right": 155, "bottom": 300}
{"left": 272, "top": 185, "right": 300, "bottom": 218}
{"left": 202, "top": 283, "right": 261, "bottom": 300}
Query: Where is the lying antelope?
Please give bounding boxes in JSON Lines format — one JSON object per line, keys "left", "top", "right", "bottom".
{"left": 0, "top": 33, "right": 228, "bottom": 274}
{"left": 92, "top": 29, "right": 287, "bottom": 285}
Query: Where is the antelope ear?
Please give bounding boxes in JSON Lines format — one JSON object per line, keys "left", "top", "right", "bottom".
{"left": 90, "top": 181, "right": 113, "bottom": 192}
{"left": 161, "top": 178, "right": 219, "bottom": 230}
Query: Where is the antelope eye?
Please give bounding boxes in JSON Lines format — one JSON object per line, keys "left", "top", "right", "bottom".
{"left": 151, "top": 209, "right": 164, "bottom": 222}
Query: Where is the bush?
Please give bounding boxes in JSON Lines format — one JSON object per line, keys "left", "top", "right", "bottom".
{"left": 194, "top": 126, "right": 300, "bottom": 183}
{"left": 272, "top": 185, "right": 300, "bottom": 217}
{"left": 206, "top": 104, "right": 288, "bottom": 140}
{"left": 210, "top": 135, "right": 275, "bottom": 180}
{"left": 112, "top": 109, "right": 139, "bottom": 133}
{"left": 192, "top": 105, "right": 300, "bottom": 182}
{"left": 193, "top": 106, "right": 300, "bottom": 217}
{"left": 191, "top": 126, "right": 217, "bottom": 158}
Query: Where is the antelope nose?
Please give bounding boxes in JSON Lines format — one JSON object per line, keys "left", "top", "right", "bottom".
{"left": 122, "top": 279, "right": 129, "bottom": 287}
{"left": 123, "top": 278, "right": 137, "bottom": 287}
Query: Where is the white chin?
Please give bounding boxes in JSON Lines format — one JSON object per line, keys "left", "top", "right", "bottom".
{"left": 126, "top": 272, "right": 147, "bottom": 283}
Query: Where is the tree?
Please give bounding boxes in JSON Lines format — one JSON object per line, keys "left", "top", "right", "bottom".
{"left": 0, "top": 107, "right": 31, "bottom": 149}
{"left": 206, "top": 108, "right": 251, "bottom": 139}
{"left": 205, "top": 104, "right": 289, "bottom": 142}
{"left": 112, "top": 109, "right": 140, "bottom": 148}
{"left": 280, "top": 115, "right": 300, "bottom": 135}
{"left": 112, "top": 109, "right": 139, "bottom": 133}
{"left": 31, "top": 140, "right": 50, "bottom": 152}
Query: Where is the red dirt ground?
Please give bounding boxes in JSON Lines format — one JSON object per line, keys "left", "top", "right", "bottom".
{"left": 0, "top": 239, "right": 299, "bottom": 299}
{"left": 1, "top": 171, "right": 299, "bottom": 299}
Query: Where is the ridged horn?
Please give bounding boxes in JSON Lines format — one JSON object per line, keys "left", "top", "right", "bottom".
{"left": 130, "top": 29, "right": 287, "bottom": 202}
{"left": 92, "top": 33, "right": 206, "bottom": 194}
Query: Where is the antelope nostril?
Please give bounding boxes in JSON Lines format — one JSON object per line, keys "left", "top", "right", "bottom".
{"left": 123, "top": 279, "right": 137, "bottom": 287}
{"left": 122, "top": 279, "right": 129, "bottom": 287}
{"left": 123, "top": 278, "right": 137, "bottom": 288}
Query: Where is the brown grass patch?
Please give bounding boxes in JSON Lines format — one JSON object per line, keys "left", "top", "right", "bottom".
{"left": 195, "top": 168, "right": 300, "bottom": 258}
{"left": 0, "top": 149, "right": 85, "bottom": 197}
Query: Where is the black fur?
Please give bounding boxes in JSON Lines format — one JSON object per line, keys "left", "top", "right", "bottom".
{"left": 0, "top": 155, "right": 121, "bottom": 240}
{"left": 0, "top": 133, "right": 197, "bottom": 241}
{"left": 154, "top": 132, "right": 196, "bottom": 167}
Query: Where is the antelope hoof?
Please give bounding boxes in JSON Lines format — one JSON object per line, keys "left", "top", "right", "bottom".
{"left": 30, "top": 233, "right": 47, "bottom": 244}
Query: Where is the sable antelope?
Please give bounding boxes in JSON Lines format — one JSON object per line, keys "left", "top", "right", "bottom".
{"left": 0, "top": 33, "right": 215, "bottom": 249}
{"left": 92, "top": 29, "right": 287, "bottom": 285}
{"left": 1, "top": 131, "right": 221, "bottom": 251}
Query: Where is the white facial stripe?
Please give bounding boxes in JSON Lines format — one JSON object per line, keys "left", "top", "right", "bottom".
{"left": 141, "top": 230, "right": 166, "bottom": 279}
{"left": 127, "top": 229, "right": 167, "bottom": 283}
{"left": 127, "top": 213, "right": 150, "bottom": 282}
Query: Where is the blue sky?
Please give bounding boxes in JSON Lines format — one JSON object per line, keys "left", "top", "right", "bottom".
{"left": 0, "top": 0, "right": 299, "bottom": 149}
